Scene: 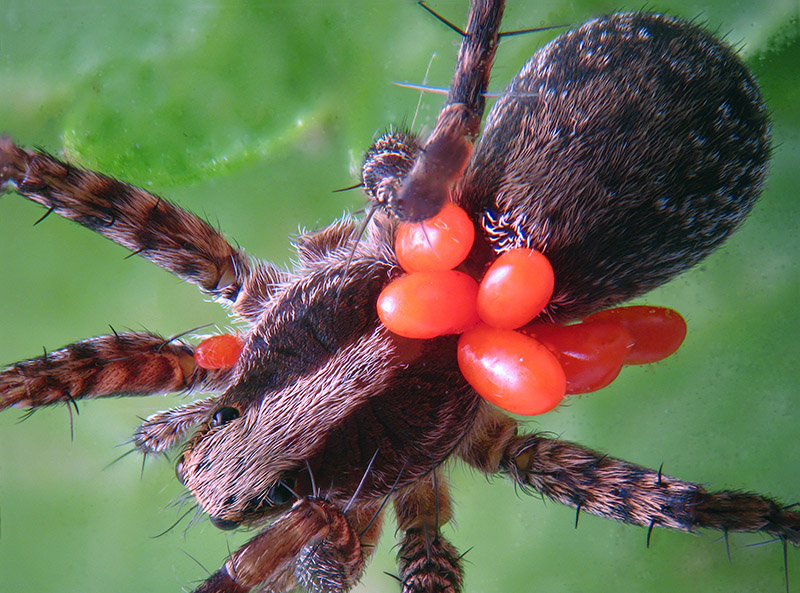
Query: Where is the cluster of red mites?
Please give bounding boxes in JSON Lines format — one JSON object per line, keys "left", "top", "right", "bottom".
{"left": 377, "top": 204, "right": 687, "bottom": 415}
{"left": 193, "top": 203, "right": 686, "bottom": 415}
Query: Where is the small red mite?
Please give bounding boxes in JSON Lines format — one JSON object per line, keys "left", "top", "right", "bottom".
{"left": 521, "top": 321, "right": 635, "bottom": 395}
{"left": 477, "top": 248, "right": 554, "bottom": 329}
{"left": 395, "top": 202, "right": 475, "bottom": 272}
{"left": 377, "top": 270, "right": 480, "bottom": 339}
{"left": 194, "top": 334, "right": 245, "bottom": 370}
{"left": 458, "top": 324, "right": 566, "bottom": 415}
{"left": 583, "top": 306, "right": 687, "bottom": 364}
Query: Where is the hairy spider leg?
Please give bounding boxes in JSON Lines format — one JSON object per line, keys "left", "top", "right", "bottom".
{"left": 459, "top": 405, "right": 800, "bottom": 545}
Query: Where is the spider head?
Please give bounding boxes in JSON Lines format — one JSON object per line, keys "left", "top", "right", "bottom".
{"left": 169, "top": 235, "right": 481, "bottom": 528}
{"left": 175, "top": 418, "right": 297, "bottom": 531}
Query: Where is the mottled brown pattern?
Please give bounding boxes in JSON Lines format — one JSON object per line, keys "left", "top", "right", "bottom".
{"left": 458, "top": 405, "right": 800, "bottom": 543}
{"left": 361, "top": 132, "right": 423, "bottom": 214}
{"left": 200, "top": 498, "right": 335, "bottom": 593}
{"left": 394, "top": 471, "right": 462, "bottom": 593}
{"left": 295, "top": 501, "right": 368, "bottom": 593}
{"left": 398, "top": 530, "right": 463, "bottom": 593}
{"left": 193, "top": 498, "right": 379, "bottom": 593}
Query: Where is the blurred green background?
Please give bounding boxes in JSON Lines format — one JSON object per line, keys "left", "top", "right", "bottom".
{"left": 0, "top": 1, "right": 797, "bottom": 592}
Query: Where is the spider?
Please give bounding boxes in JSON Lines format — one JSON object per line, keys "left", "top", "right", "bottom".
{"left": 0, "top": 1, "right": 797, "bottom": 593}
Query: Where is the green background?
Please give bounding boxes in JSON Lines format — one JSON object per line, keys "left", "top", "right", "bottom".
{"left": 0, "top": 1, "right": 797, "bottom": 592}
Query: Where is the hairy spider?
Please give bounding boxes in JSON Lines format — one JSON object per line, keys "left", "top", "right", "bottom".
{"left": 3, "top": 1, "right": 792, "bottom": 582}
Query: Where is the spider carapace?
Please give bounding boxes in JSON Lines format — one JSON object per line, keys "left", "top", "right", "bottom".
{"left": 0, "top": 1, "right": 797, "bottom": 592}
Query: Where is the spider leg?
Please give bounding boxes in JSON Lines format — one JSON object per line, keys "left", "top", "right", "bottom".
{"left": 0, "top": 331, "right": 232, "bottom": 411}
{"left": 394, "top": 0, "right": 504, "bottom": 221}
{"left": 133, "top": 396, "right": 221, "bottom": 454}
{"left": 459, "top": 405, "right": 800, "bottom": 545}
{"left": 192, "top": 498, "right": 383, "bottom": 593}
{"left": 394, "top": 469, "right": 463, "bottom": 593}
{"left": 0, "top": 137, "right": 251, "bottom": 304}
{"left": 436, "top": 0, "right": 503, "bottom": 142}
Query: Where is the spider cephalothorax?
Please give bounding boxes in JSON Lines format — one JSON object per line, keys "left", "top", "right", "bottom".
{"left": 0, "top": 1, "right": 796, "bottom": 593}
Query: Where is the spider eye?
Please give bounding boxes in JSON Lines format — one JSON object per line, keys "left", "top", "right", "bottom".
{"left": 268, "top": 479, "right": 295, "bottom": 505}
{"left": 209, "top": 516, "right": 239, "bottom": 531}
{"left": 211, "top": 407, "right": 240, "bottom": 427}
{"left": 175, "top": 454, "right": 187, "bottom": 486}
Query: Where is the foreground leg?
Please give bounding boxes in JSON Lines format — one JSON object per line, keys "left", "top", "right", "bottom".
{"left": 193, "top": 498, "right": 383, "bottom": 593}
{"left": 394, "top": 469, "right": 463, "bottom": 593}
{"left": 458, "top": 405, "right": 799, "bottom": 543}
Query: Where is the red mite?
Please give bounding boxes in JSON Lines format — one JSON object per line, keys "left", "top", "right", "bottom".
{"left": 195, "top": 334, "right": 245, "bottom": 370}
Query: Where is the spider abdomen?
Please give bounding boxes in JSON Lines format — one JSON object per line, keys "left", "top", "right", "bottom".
{"left": 458, "top": 12, "right": 770, "bottom": 320}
